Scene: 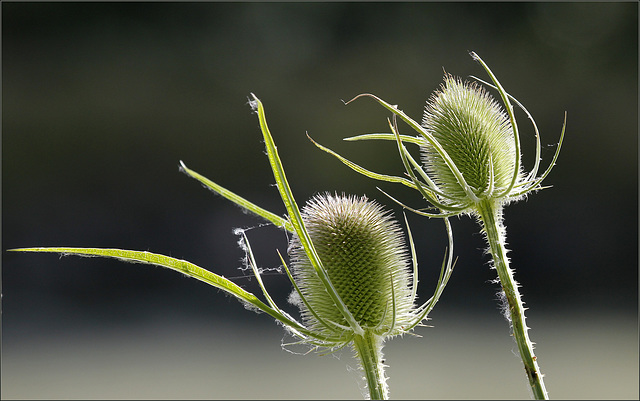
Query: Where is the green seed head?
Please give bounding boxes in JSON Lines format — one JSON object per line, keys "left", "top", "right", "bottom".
{"left": 289, "top": 193, "right": 414, "bottom": 338}
{"left": 421, "top": 74, "right": 522, "bottom": 204}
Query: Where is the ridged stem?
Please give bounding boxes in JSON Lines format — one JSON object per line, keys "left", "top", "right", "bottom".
{"left": 353, "top": 330, "right": 387, "bottom": 400}
{"left": 476, "top": 199, "right": 548, "bottom": 400}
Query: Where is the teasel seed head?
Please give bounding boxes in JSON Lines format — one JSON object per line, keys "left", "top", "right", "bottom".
{"left": 314, "top": 52, "right": 565, "bottom": 220}
{"left": 421, "top": 74, "right": 522, "bottom": 206}
{"left": 289, "top": 192, "right": 414, "bottom": 339}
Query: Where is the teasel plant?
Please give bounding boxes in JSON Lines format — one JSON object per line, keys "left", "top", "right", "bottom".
{"left": 11, "top": 94, "right": 455, "bottom": 400}
{"left": 310, "top": 52, "right": 566, "bottom": 399}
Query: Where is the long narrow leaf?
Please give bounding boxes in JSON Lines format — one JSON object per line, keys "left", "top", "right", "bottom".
{"left": 469, "top": 52, "right": 521, "bottom": 200}
{"left": 376, "top": 187, "right": 463, "bottom": 218}
{"left": 277, "top": 250, "right": 350, "bottom": 341}
{"left": 469, "top": 75, "right": 543, "bottom": 182}
{"left": 406, "top": 217, "right": 456, "bottom": 331}
{"left": 249, "top": 94, "right": 364, "bottom": 336}
{"left": 344, "top": 133, "right": 423, "bottom": 145}
{"left": 388, "top": 117, "right": 461, "bottom": 211}
{"left": 404, "top": 212, "right": 419, "bottom": 306}
{"left": 180, "top": 161, "right": 293, "bottom": 232}
{"left": 10, "top": 247, "right": 312, "bottom": 334}
{"left": 508, "top": 112, "right": 566, "bottom": 198}
{"left": 308, "top": 134, "right": 418, "bottom": 189}
{"left": 242, "top": 232, "right": 282, "bottom": 313}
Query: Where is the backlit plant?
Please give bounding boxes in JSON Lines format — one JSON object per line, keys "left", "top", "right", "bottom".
{"left": 11, "top": 94, "right": 455, "bottom": 400}
{"left": 311, "top": 52, "right": 565, "bottom": 399}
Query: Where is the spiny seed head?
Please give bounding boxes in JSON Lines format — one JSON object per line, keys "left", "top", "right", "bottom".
{"left": 421, "top": 74, "right": 522, "bottom": 204}
{"left": 289, "top": 193, "right": 414, "bottom": 338}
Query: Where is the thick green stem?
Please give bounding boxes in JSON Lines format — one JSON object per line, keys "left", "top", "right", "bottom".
{"left": 476, "top": 199, "right": 548, "bottom": 400}
{"left": 353, "top": 331, "right": 387, "bottom": 400}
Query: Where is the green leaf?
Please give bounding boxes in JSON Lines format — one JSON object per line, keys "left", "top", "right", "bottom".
{"left": 387, "top": 117, "right": 465, "bottom": 211}
{"left": 344, "top": 133, "right": 423, "bottom": 145}
{"left": 9, "top": 247, "right": 308, "bottom": 332}
{"left": 469, "top": 52, "right": 521, "bottom": 199}
{"left": 249, "top": 93, "right": 364, "bottom": 336}
{"left": 180, "top": 161, "right": 294, "bottom": 232}
{"left": 308, "top": 134, "right": 418, "bottom": 190}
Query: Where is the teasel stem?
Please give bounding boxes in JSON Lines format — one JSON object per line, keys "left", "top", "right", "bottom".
{"left": 476, "top": 198, "right": 548, "bottom": 399}
{"left": 353, "top": 330, "right": 387, "bottom": 400}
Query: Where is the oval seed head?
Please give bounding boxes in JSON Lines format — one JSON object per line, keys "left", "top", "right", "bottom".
{"left": 421, "top": 74, "right": 522, "bottom": 204}
{"left": 289, "top": 193, "right": 414, "bottom": 338}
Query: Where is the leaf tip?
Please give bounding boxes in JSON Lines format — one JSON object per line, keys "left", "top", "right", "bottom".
{"left": 248, "top": 93, "right": 260, "bottom": 113}
{"left": 344, "top": 93, "right": 371, "bottom": 106}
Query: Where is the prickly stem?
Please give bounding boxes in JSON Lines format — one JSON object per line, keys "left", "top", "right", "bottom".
{"left": 476, "top": 199, "right": 548, "bottom": 399}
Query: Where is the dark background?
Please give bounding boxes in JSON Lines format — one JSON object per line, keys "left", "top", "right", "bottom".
{"left": 2, "top": 2, "right": 638, "bottom": 399}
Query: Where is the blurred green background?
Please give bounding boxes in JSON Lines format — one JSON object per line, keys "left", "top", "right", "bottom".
{"left": 2, "top": 2, "right": 637, "bottom": 399}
